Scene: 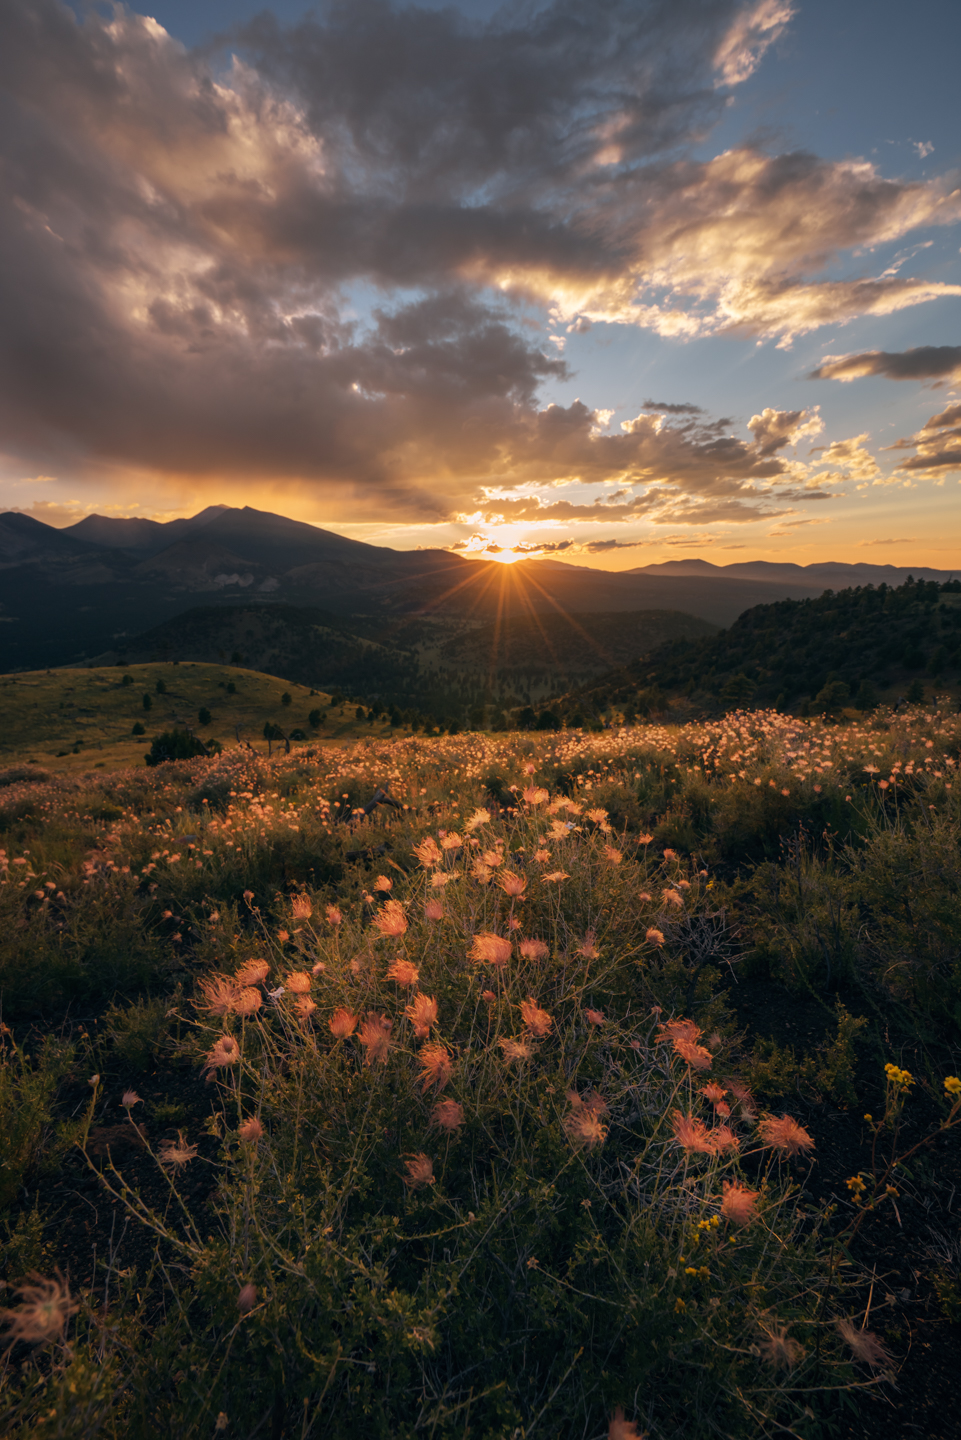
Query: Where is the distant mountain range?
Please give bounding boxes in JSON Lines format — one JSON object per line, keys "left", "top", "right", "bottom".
{"left": 0, "top": 504, "right": 956, "bottom": 673}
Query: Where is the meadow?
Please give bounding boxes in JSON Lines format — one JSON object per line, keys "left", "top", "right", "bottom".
{"left": 0, "top": 705, "right": 959, "bottom": 1438}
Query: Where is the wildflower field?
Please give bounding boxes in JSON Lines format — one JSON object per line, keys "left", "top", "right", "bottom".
{"left": 1, "top": 705, "right": 959, "bottom": 1439}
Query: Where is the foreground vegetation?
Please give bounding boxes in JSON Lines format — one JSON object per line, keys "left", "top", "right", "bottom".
{"left": 0, "top": 704, "right": 959, "bottom": 1437}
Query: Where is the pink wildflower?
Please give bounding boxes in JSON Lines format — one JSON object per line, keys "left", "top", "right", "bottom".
{"left": 584, "top": 1008, "right": 605, "bottom": 1026}
{"left": 721, "top": 1180, "right": 759, "bottom": 1227}
{"left": 759, "top": 1324, "right": 804, "bottom": 1371}
{"left": 418, "top": 1043, "right": 453, "bottom": 1091}
{"left": 608, "top": 1407, "right": 645, "bottom": 1440}
{"left": 405, "top": 993, "right": 438, "bottom": 1038}
{"left": 413, "top": 837, "right": 443, "bottom": 868}
{"left": 431, "top": 1098, "right": 465, "bottom": 1133}
{"left": 671, "top": 1110, "right": 716, "bottom": 1156}
{"left": 424, "top": 898, "right": 444, "bottom": 921}
{"left": 387, "top": 957, "right": 420, "bottom": 986}
{"left": 285, "top": 971, "right": 312, "bottom": 994}
{"left": 645, "top": 927, "right": 665, "bottom": 946}
{"left": 234, "top": 987, "right": 262, "bottom": 1016}
{"left": 325, "top": 904, "right": 343, "bottom": 926}
{"left": 497, "top": 870, "right": 527, "bottom": 897}
{"left": 235, "top": 960, "right": 268, "bottom": 988}
{"left": 758, "top": 1114, "right": 815, "bottom": 1157}
{"left": 499, "top": 1037, "right": 533, "bottom": 1063}
{"left": 469, "top": 932, "right": 512, "bottom": 967}
{"left": 158, "top": 1132, "right": 199, "bottom": 1171}
{"left": 358, "top": 1013, "right": 392, "bottom": 1065}
{"left": 329, "top": 1007, "right": 358, "bottom": 1039}
{"left": 373, "top": 899, "right": 408, "bottom": 937}
{"left": 238, "top": 1116, "right": 264, "bottom": 1142}
{"left": 403, "top": 1153, "right": 435, "bottom": 1189}
{"left": 291, "top": 894, "right": 313, "bottom": 920}
{"left": 519, "top": 938, "right": 549, "bottom": 961}
{"left": 198, "top": 977, "right": 241, "bottom": 1017}
{"left": 519, "top": 998, "right": 553, "bottom": 1038}
{"left": 0, "top": 1272, "right": 78, "bottom": 1347}
{"left": 203, "top": 1034, "right": 240, "bottom": 1076}
{"left": 836, "top": 1318, "right": 893, "bottom": 1370}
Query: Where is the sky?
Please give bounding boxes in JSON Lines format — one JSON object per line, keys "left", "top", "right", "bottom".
{"left": 1, "top": 0, "right": 960, "bottom": 569}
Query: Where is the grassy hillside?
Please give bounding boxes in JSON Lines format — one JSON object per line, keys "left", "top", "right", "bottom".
{"left": 570, "top": 576, "right": 961, "bottom": 719}
{"left": 0, "top": 708, "right": 959, "bottom": 1436}
{"left": 0, "top": 663, "right": 386, "bottom": 773}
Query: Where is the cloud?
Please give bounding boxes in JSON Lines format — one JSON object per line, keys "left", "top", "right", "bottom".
{"left": 0, "top": 0, "right": 951, "bottom": 524}
{"left": 642, "top": 399, "right": 704, "bottom": 415}
{"left": 748, "top": 406, "right": 823, "bottom": 456}
{"left": 810, "top": 346, "right": 961, "bottom": 383}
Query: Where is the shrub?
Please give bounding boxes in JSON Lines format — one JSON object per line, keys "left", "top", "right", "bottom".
{"left": 145, "top": 730, "right": 209, "bottom": 766}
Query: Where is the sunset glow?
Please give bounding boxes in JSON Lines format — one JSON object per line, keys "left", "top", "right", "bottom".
{"left": 0, "top": 0, "right": 958, "bottom": 569}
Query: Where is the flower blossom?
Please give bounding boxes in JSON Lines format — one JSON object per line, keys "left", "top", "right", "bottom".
{"left": 203, "top": 1035, "right": 241, "bottom": 1076}
{"left": 497, "top": 870, "right": 527, "bottom": 897}
{"left": 238, "top": 1116, "right": 264, "bottom": 1142}
{"left": 198, "top": 977, "right": 241, "bottom": 1017}
{"left": 373, "top": 899, "right": 408, "bottom": 937}
{"left": 836, "top": 1318, "right": 893, "bottom": 1370}
{"left": 520, "top": 998, "right": 553, "bottom": 1038}
{"left": 564, "top": 1092, "right": 609, "bottom": 1148}
{"left": 235, "top": 958, "right": 269, "bottom": 986}
{"left": 519, "top": 938, "right": 549, "bottom": 961}
{"left": 424, "top": 898, "right": 444, "bottom": 921}
{"left": 329, "top": 1007, "right": 358, "bottom": 1039}
{"left": 387, "top": 957, "right": 420, "bottom": 986}
{"left": 405, "top": 993, "right": 438, "bottom": 1038}
{"left": 325, "top": 904, "right": 343, "bottom": 927}
{"left": 358, "top": 1013, "right": 393, "bottom": 1064}
{"left": 418, "top": 1043, "right": 453, "bottom": 1091}
{"left": 469, "top": 932, "right": 512, "bottom": 968}
{"left": 413, "top": 837, "right": 443, "bottom": 868}
{"left": 721, "top": 1180, "right": 759, "bottom": 1227}
{"left": 158, "top": 1132, "right": 199, "bottom": 1171}
{"left": 759, "top": 1324, "right": 805, "bottom": 1370}
{"left": 671, "top": 1111, "right": 716, "bottom": 1156}
{"left": 234, "top": 987, "right": 262, "bottom": 1016}
{"left": 431, "top": 1098, "right": 465, "bottom": 1133}
{"left": 0, "top": 1272, "right": 78, "bottom": 1347}
{"left": 291, "top": 894, "right": 313, "bottom": 920}
{"left": 285, "top": 971, "right": 312, "bottom": 994}
{"left": 499, "top": 1037, "right": 532, "bottom": 1063}
{"left": 758, "top": 1114, "right": 815, "bottom": 1157}
{"left": 403, "top": 1153, "right": 435, "bottom": 1189}
{"left": 608, "top": 1407, "right": 645, "bottom": 1440}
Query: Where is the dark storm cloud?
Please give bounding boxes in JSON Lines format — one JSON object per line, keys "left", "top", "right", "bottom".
{"left": 0, "top": 0, "right": 953, "bottom": 520}
{"left": 810, "top": 346, "right": 961, "bottom": 383}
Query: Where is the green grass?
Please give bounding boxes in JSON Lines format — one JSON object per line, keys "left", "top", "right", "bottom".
{"left": 0, "top": 664, "right": 392, "bottom": 773}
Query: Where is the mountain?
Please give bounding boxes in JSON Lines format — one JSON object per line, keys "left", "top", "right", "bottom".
{"left": 1, "top": 503, "right": 955, "bottom": 674}
{"left": 628, "top": 557, "right": 957, "bottom": 586}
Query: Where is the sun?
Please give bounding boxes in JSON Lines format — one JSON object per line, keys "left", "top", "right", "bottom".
{"left": 457, "top": 527, "right": 537, "bottom": 563}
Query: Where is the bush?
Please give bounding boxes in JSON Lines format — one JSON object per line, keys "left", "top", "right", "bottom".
{"left": 131, "top": 721, "right": 145, "bottom": 736}
{"left": 144, "top": 730, "right": 209, "bottom": 766}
